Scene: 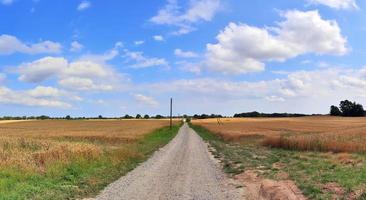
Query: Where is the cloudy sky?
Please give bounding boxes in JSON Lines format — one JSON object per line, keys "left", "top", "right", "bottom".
{"left": 1, "top": 0, "right": 366, "bottom": 117}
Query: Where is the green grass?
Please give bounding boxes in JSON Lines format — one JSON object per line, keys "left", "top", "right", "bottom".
{"left": 0, "top": 125, "right": 181, "bottom": 200}
{"left": 190, "top": 124, "right": 366, "bottom": 200}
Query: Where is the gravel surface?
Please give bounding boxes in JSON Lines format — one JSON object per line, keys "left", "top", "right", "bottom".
{"left": 95, "top": 123, "right": 244, "bottom": 200}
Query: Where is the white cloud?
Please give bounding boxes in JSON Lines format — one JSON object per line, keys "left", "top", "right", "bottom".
{"left": 153, "top": 35, "right": 164, "bottom": 41}
{"left": 174, "top": 49, "right": 198, "bottom": 58}
{"left": 134, "top": 40, "right": 145, "bottom": 45}
{"left": 27, "top": 86, "right": 62, "bottom": 98}
{"left": 205, "top": 10, "right": 348, "bottom": 74}
{"left": 0, "top": 86, "right": 71, "bottom": 108}
{"left": 79, "top": 49, "right": 119, "bottom": 63}
{"left": 0, "top": 34, "right": 62, "bottom": 55}
{"left": 77, "top": 1, "right": 91, "bottom": 11}
{"left": 16, "top": 48, "right": 123, "bottom": 91}
{"left": 307, "top": 0, "right": 358, "bottom": 10}
{"left": 70, "top": 41, "right": 83, "bottom": 52}
{"left": 134, "top": 94, "right": 159, "bottom": 107}
{"left": 124, "top": 50, "right": 168, "bottom": 68}
{"left": 18, "top": 57, "right": 68, "bottom": 83}
{"left": 177, "top": 61, "right": 202, "bottom": 74}
{"left": 58, "top": 77, "right": 113, "bottom": 91}
{"left": 64, "top": 61, "right": 111, "bottom": 79}
{"left": 151, "top": 0, "right": 221, "bottom": 35}
{"left": 1, "top": 0, "right": 13, "bottom": 5}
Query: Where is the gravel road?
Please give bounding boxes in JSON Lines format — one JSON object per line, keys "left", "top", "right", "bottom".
{"left": 95, "top": 123, "right": 243, "bottom": 200}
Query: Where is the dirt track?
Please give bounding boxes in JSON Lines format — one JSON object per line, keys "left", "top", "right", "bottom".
{"left": 95, "top": 123, "right": 243, "bottom": 200}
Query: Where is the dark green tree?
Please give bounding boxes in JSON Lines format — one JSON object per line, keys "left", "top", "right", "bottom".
{"left": 339, "top": 100, "right": 365, "bottom": 117}
{"left": 330, "top": 105, "right": 342, "bottom": 116}
{"left": 136, "top": 114, "right": 142, "bottom": 119}
{"left": 143, "top": 114, "right": 150, "bottom": 119}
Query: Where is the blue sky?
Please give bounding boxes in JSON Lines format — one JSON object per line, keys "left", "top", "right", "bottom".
{"left": 1, "top": 0, "right": 366, "bottom": 117}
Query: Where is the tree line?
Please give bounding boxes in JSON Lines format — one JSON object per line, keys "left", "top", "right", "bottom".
{"left": 233, "top": 111, "right": 307, "bottom": 118}
{"left": 0, "top": 114, "right": 173, "bottom": 121}
{"left": 330, "top": 100, "right": 365, "bottom": 117}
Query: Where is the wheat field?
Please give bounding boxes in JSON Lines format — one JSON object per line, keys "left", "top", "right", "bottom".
{"left": 193, "top": 116, "right": 366, "bottom": 153}
{"left": 0, "top": 120, "right": 172, "bottom": 171}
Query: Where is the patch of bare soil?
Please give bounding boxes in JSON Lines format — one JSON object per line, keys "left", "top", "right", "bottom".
{"left": 235, "top": 170, "right": 307, "bottom": 200}
{"left": 322, "top": 182, "right": 345, "bottom": 199}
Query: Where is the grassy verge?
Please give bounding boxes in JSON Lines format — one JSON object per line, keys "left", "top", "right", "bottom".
{"left": 0, "top": 124, "right": 180, "bottom": 200}
{"left": 190, "top": 124, "right": 366, "bottom": 200}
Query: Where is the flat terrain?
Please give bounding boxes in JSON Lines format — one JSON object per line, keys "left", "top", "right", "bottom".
{"left": 192, "top": 117, "right": 366, "bottom": 199}
{"left": 0, "top": 119, "right": 179, "bottom": 199}
{"left": 96, "top": 123, "right": 242, "bottom": 200}
{"left": 194, "top": 116, "right": 366, "bottom": 139}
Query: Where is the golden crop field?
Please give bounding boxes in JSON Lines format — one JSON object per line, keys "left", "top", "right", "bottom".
{"left": 0, "top": 120, "right": 172, "bottom": 171}
{"left": 193, "top": 116, "right": 366, "bottom": 153}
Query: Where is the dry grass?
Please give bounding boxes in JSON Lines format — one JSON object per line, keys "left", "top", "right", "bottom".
{"left": 193, "top": 116, "right": 366, "bottom": 153}
{"left": 0, "top": 119, "right": 173, "bottom": 171}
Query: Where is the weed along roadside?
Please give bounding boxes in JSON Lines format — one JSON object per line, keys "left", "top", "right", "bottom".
{"left": 189, "top": 123, "right": 366, "bottom": 200}
{"left": 0, "top": 122, "right": 181, "bottom": 200}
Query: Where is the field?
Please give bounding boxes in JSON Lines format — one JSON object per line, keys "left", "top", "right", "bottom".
{"left": 0, "top": 119, "right": 180, "bottom": 199}
{"left": 192, "top": 117, "right": 366, "bottom": 199}
{"left": 194, "top": 116, "right": 366, "bottom": 153}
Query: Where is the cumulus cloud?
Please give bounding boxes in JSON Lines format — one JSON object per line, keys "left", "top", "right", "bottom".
{"left": 124, "top": 50, "right": 168, "bottom": 68}
{"left": 27, "top": 86, "right": 62, "bottom": 98}
{"left": 151, "top": 0, "right": 221, "bottom": 35}
{"left": 77, "top": 1, "right": 91, "bottom": 11}
{"left": 16, "top": 52, "right": 122, "bottom": 91}
{"left": 0, "top": 34, "right": 62, "bottom": 55}
{"left": 307, "top": 0, "right": 358, "bottom": 10}
{"left": 134, "top": 94, "right": 159, "bottom": 107}
{"left": 18, "top": 57, "right": 68, "bottom": 82}
{"left": 205, "top": 10, "right": 348, "bottom": 74}
{"left": 174, "top": 49, "right": 198, "bottom": 58}
{"left": 0, "top": 86, "right": 71, "bottom": 108}
{"left": 70, "top": 41, "right": 83, "bottom": 52}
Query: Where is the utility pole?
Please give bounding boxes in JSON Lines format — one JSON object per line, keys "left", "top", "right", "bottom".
{"left": 170, "top": 98, "right": 173, "bottom": 129}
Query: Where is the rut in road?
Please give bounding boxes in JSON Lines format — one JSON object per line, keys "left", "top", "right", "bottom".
{"left": 96, "top": 123, "right": 243, "bottom": 200}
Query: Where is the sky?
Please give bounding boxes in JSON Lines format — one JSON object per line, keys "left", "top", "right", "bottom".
{"left": 1, "top": 0, "right": 366, "bottom": 117}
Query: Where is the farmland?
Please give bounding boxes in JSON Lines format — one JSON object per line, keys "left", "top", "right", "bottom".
{"left": 0, "top": 119, "right": 180, "bottom": 199}
{"left": 192, "top": 117, "right": 366, "bottom": 199}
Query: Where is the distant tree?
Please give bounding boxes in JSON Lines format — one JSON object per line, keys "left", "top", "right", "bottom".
{"left": 123, "top": 114, "right": 133, "bottom": 119}
{"left": 136, "top": 114, "right": 142, "bottom": 119}
{"left": 154, "top": 115, "right": 164, "bottom": 119}
{"left": 37, "top": 115, "right": 50, "bottom": 120}
{"left": 65, "top": 115, "right": 71, "bottom": 120}
{"left": 339, "top": 100, "right": 365, "bottom": 117}
{"left": 98, "top": 115, "right": 103, "bottom": 119}
{"left": 330, "top": 105, "right": 342, "bottom": 116}
{"left": 144, "top": 114, "right": 150, "bottom": 119}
